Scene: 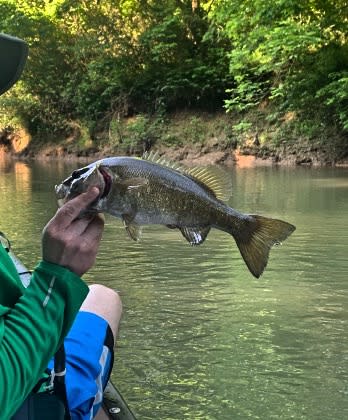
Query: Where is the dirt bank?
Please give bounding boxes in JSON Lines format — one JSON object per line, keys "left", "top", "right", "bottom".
{"left": 1, "top": 111, "right": 347, "bottom": 167}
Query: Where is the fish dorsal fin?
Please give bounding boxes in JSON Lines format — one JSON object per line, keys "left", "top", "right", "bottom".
{"left": 142, "top": 151, "right": 184, "bottom": 172}
{"left": 142, "top": 151, "right": 232, "bottom": 202}
{"left": 185, "top": 166, "right": 232, "bottom": 202}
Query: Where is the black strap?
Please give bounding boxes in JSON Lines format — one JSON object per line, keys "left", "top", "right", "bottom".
{"left": 103, "top": 325, "right": 115, "bottom": 386}
{"left": 53, "top": 345, "right": 71, "bottom": 420}
{"left": 31, "top": 369, "right": 51, "bottom": 394}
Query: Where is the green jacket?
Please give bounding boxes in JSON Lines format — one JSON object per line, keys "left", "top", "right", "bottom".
{"left": 0, "top": 243, "right": 89, "bottom": 419}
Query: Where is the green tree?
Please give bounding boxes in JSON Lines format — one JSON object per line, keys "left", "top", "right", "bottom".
{"left": 1, "top": 0, "right": 347, "bottom": 147}
{"left": 211, "top": 0, "right": 348, "bottom": 131}
{"left": 1, "top": 0, "right": 232, "bottom": 135}
{"left": 0, "top": 0, "right": 78, "bottom": 132}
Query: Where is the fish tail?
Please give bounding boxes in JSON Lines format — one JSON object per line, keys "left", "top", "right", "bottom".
{"left": 232, "top": 215, "right": 296, "bottom": 278}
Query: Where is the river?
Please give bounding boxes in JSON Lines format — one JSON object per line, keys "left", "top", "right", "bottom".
{"left": 0, "top": 157, "right": 347, "bottom": 419}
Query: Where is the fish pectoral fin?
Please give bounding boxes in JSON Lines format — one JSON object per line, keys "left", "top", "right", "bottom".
{"left": 179, "top": 226, "right": 211, "bottom": 246}
{"left": 118, "top": 177, "right": 149, "bottom": 193}
{"left": 122, "top": 215, "right": 142, "bottom": 241}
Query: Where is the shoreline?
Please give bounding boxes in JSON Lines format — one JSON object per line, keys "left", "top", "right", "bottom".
{"left": 2, "top": 144, "right": 348, "bottom": 169}
{"left": 1, "top": 111, "right": 347, "bottom": 168}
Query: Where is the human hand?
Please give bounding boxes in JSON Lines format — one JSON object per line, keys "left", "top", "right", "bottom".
{"left": 42, "top": 187, "right": 104, "bottom": 276}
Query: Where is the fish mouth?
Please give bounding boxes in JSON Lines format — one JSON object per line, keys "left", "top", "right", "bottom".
{"left": 99, "top": 167, "right": 112, "bottom": 198}
{"left": 55, "top": 165, "right": 111, "bottom": 207}
{"left": 55, "top": 184, "right": 68, "bottom": 207}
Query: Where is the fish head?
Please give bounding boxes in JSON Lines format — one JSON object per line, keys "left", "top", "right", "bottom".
{"left": 55, "top": 162, "right": 114, "bottom": 208}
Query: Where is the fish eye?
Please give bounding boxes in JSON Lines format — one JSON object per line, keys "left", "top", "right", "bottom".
{"left": 71, "top": 167, "right": 89, "bottom": 179}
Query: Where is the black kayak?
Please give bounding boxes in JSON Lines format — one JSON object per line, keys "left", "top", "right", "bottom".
{"left": 102, "top": 381, "right": 136, "bottom": 419}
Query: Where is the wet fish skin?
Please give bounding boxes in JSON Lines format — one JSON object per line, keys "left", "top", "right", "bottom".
{"left": 55, "top": 155, "right": 296, "bottom": 278}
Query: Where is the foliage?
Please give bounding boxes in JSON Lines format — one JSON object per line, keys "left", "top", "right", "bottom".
{"left": 0, "top": 0, "right": 76, "bottom": 133}
{"left": 210, "top": 0, "right": 348, "bottom": 134}
{"left": 0, "top": 0, "right": 347, "bottom": 152}
{"left": 108, "top": 113, "right": 165, "bottom": 154}
{"left": 316, "top": 71, "right": 348, "bottom": 130}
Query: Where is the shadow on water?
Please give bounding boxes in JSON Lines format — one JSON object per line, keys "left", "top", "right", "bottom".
{"left": 0, "top": 158, "right": 347, "bottom": 419}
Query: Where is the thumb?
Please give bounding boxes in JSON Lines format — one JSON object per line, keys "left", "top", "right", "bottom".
{"left": 54, "top": 187, "right": 100, "bottom": 227}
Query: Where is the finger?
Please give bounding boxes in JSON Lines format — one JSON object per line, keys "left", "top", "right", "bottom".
{"left": 54, "top": 187, "right": 100, "bottom": 228}
{"left": 66, "top": 215, "right": 96, "bottom": 237}
{"left": 81, "top": 214, "right": 105, "bottom": 244}
{"left": 71, "top": 212, "right": 105, "bottom": 238}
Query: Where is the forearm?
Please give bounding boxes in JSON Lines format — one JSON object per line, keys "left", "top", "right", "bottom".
{"left": 0, "top": 261, "right": 89, "bottom": 418}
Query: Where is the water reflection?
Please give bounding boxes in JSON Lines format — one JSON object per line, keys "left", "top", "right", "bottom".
{"left": 0, "top": 161, "right": 347, "bottom": 419}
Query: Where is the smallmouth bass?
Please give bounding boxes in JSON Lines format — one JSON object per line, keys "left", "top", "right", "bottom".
{"left": 55, "top": 153, "right": 295, "bottom": 278}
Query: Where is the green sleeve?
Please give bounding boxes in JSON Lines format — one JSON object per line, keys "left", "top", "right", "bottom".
{"left": 0, "top": 260, "right": 89, "bottom": 419}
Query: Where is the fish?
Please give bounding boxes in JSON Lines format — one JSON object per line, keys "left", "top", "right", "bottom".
{"left": 55, "top": 152, "right": 296, "bottom": 278}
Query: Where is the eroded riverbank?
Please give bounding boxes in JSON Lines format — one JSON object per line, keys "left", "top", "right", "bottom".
{"left": 1, "top": 111, "right": 347, "bottom": 167}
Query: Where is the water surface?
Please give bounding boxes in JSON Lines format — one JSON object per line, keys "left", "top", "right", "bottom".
{"left": 0, "top": 157, "right": 347, "bottom": 419}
